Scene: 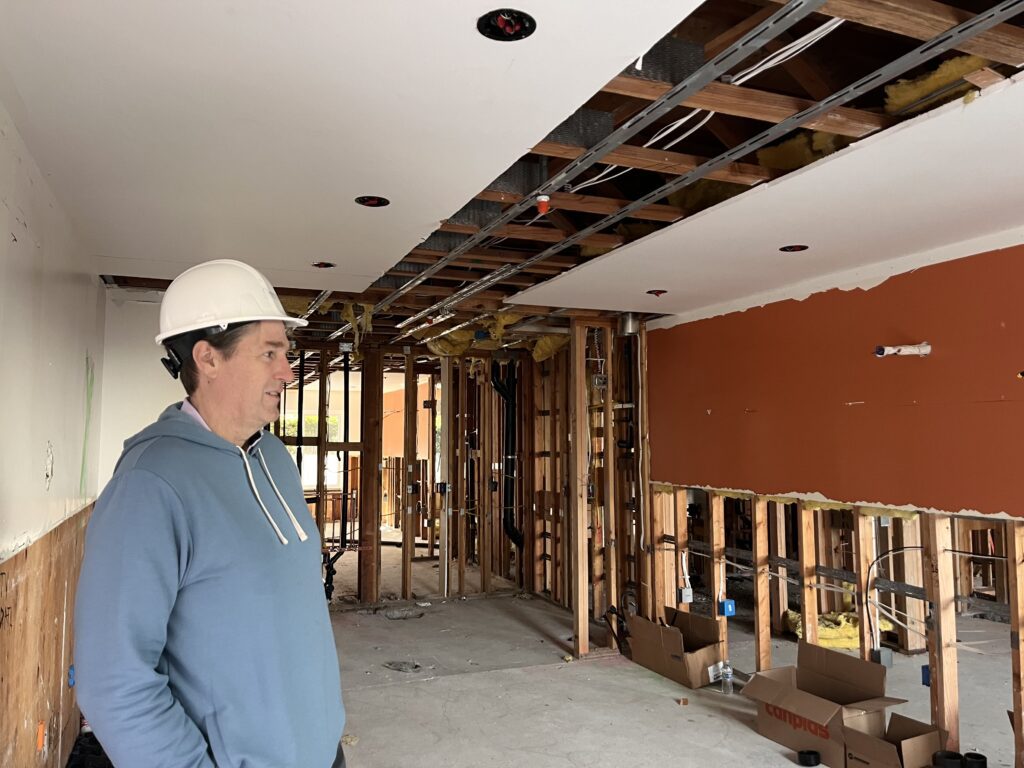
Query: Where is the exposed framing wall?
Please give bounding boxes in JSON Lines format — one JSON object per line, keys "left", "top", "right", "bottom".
{"left": 0, "top": 506, "right": 91, "bottom": 768}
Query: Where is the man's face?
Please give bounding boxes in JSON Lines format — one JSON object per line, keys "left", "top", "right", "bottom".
{"left": 213, "top": 321, "right": 294, "bottom": 437}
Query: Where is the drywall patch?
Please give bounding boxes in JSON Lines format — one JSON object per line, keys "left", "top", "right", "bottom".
{"left": 43, "top": 442, "right": 54, "bottom": 491}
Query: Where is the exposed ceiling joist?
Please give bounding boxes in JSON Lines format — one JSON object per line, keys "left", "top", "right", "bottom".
{"left": 767, "top": 0, "right": 1024, "bottom": 65}
{"left": 476, "top": 188, "right": 685, "bottom": 223}
{"left": 386, "top": 265, "right": 536, "bottom": 289}
{"left": 704, "top": 5, "right": 779, "bottom": 57}
{"left": 404, "top": 248, "right": 577, "bottom": 275}
{"left": 602, "top": 75, "right": 893, "bottom": 137}
{"left": 532, "top": 140, "right": 773, "bottom": 185}
{"left": 439, "top": 221, "right": 624, "bottom": 248}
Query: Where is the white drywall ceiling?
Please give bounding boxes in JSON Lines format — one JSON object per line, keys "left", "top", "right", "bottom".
{"left": 0, "top": 1, "right": 694, "bottom": 292}
{"left": 511, "top": 73, "right": 1024, "bottom": 326}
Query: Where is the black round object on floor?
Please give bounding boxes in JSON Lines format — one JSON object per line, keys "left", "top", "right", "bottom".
{"left": 932, "top": 750, "right": 963, "bottom": 768}
{"left": 797, "top": 750, "right": 821, "bottom": 766}
{"left": 962, "top": 753, "right": 987, "bottom": 768}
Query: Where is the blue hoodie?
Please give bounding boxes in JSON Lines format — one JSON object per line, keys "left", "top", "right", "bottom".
{"left": 75, "top": 404, "right": 345, "bottom": 767}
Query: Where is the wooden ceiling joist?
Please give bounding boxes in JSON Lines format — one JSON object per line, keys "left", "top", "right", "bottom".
{"left": 532, "top": 139, "right": 773, "bottom": 185}
{"left": 404, "top": 248, "right": 571, "bottom": 275}
{"left": 602, "top": 75, "right": 893, "bottom": 138}
{"left": 768, "top": 0, "right": 1024, "bottom": 66}
{"left": 386, "top": 264, "right": 536, "bottom": 289}
{"left": 476, "top": 188, "right": 685, "bottom": 223}
{"left": 439, "top": 220, "right": 624, "bottom": 248}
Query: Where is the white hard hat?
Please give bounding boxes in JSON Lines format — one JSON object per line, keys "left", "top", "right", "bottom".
{"left": 155, "top": 259, "right": 307, "bottom": 344}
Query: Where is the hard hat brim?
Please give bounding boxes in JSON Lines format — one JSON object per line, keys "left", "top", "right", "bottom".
{"left": 155, "top": 314, "right": 307, "bottom": 345}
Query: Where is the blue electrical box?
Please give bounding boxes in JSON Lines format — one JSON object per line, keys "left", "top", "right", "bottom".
{"left": 718, "top": 598, "right": 736, "bottom": 617}
{"left": 921, "top": 663, "right": 930, "bottom": 687}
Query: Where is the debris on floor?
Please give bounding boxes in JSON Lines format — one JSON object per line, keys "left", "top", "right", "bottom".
{"left": 416, "top": 601, "right": 432, "bottom": 607}
{"left": 383, "top": 660, "right": 422, "bottom": 673}
{"left": 383, "top": 607, "right": 425, "bottom": 620}
{"left": 562, "top": 654, "right": 574, "bottom": 663}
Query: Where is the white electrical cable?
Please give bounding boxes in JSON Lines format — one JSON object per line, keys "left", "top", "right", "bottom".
{"left": 566, "top": 19, "right": 843, "bottom": 195}
{"left": 729, "top": 18, "right": 844, "bottom": 84}
{"left": 871, "top": 600, "right": 928, "bottom": 639}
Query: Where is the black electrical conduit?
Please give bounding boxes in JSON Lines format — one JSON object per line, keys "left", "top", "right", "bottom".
{"left": 491, "top": 360, "right": 524, "bottom": 549}
{"left": 324, "top": 0, "right": 831, "bottom": 342}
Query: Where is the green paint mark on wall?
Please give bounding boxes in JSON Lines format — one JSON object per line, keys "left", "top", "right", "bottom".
{"left": 79, "top": 352, "right": 95, "bottom": 497}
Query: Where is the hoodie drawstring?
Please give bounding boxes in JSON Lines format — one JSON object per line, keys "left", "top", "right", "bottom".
{"left": 257, "top": 448, "right": 309, "bottom": 542}
{"left": 238, "top": 446, "right": 289, "bottom": 545}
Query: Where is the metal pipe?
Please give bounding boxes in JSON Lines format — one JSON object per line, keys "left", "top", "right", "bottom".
{"left": 491, "top": 360, "right": 524, "bottom": 549}
{"left": 341, "top": 351, "right": 350, "bottom": 548}
{"left": 297, "top": 351, "right": 305, "bottom": 476}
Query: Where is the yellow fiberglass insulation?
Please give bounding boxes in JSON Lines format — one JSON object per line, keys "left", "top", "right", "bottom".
{"left": 426, "top": 329, "right": 474, "bottom": 358}
{"left": 784, "top": 610, "right": 893, "bottom": 650}
{"left": 532, "top": 335, "right": 570, "bottom": 362}
{"left": 884, "top": 55, "right": 989, "bottom": 115}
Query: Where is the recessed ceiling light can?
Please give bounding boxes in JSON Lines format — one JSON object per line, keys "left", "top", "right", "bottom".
{"left": 477, "top": 9, "right": 536, "bottom": 41}
{"left": 779, "top": 244, "right": 809, "bottom": 252}
{"left": 311, "top": 261, "right": 336, "bottom": 269}
{"left": 355, "top": 196, "right": 390, "bottom": 207}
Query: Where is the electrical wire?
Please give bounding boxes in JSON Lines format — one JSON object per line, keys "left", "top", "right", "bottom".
{"left": 566, "top": 18, "right": 844, "bottom": 195}
{"left": 866, "top": 545, "right": 923, "bottom": 651}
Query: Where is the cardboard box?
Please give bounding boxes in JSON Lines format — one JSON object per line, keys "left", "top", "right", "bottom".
{"left": 844, "top": 712, "right": 943, "bottom": 768}
{"left": 743, "top": 642, "right": 905, "bottom": 768}
{"left": 626, "top": 608, "right": 726, "bottom": 690}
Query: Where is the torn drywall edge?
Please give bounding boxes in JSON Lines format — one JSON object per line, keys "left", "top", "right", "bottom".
{"left": 647, "top": 224, "right": 1024, "bottom": 331}
{"left": 652, "top": 481, "right": 1021, "bottom": 522}
{"left": 512, "top": 72, "right": 1024, "bottom": 316}
{"left": 0, "top": 500, "right": 94, "bottom": 564}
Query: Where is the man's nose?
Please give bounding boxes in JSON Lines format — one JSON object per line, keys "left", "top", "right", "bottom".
{"left": 279, "top": 356, "right": 295, "bottom": 383}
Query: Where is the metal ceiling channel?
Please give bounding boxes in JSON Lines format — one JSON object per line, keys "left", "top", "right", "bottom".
{"left": 407, "top": 0, "right": 1024, "bottom": 324}
{"left": 326, "top": 0, "right": 832, "bottom": 341}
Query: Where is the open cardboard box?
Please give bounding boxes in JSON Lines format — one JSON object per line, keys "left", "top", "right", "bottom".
{"left": 743, "top": 642, "right": 905, "bottom": 768}
{"left": 844, "top": 712, "right": 943, "bottom": 768}
{"left": 626, "top": 608, "right": 725, "bottom": 690}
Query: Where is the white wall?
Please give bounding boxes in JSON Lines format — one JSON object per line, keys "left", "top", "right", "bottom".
{"left": 96, "top": 292, "right": 184, "bottom": 488}
{"left": 0, "top": 97, "right": 105, "bottom": 561}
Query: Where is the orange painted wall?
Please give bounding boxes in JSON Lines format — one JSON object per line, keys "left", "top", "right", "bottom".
{"left": 647, "top": 245, "right": 1024, "bottom": 518}
{"left": 382, "top": 380, "right": 433, "bottom": 459}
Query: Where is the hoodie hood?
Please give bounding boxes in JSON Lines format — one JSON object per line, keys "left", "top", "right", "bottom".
{"left": 124, "top": 403, "right": 254, "bottom": 456}
{"left": 122, "top": 403, "right": 308, "bottom": 546}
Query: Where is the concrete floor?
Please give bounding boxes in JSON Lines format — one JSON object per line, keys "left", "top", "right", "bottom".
{"left": 328, "top": 526, "right": 515, "bottom": 601}
{"left": 330, "top": 594, "right": 1015, "bottom": 768}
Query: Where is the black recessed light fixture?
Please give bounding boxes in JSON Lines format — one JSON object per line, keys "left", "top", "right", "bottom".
{"left": 355, "top": 195, "right": 390, "bottom": 208}
{"left": 311, "top": 261, "right": 336, "bottom": 269}
{"left": 779, "top": 244, "right": 809, "bottom": 252}
{"left": 477, "top": 9, "right": 536, "bottom": 41}
{"left": 646, "top": 289, "right": 668, "bottom": 297}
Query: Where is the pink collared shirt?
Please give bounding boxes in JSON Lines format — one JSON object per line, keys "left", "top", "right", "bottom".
{"left": 181, "top": 398, "right": 212, "bottom": 431}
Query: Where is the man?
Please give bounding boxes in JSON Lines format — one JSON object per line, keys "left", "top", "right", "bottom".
{"left": 75, "top": 259, "right": 346, "bottom": 767}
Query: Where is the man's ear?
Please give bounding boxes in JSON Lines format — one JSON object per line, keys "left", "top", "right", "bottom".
{"left": 193, "top": 340, "right": 219, "bottom": 381}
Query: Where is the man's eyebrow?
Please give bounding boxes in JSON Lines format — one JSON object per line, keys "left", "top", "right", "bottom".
{"left": 265, "top": 339, "right": 289, "bottom": 349}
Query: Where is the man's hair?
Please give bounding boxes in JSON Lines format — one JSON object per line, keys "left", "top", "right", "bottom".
{"left": 165, "top": 322, "right": 255, "bottom": 396}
